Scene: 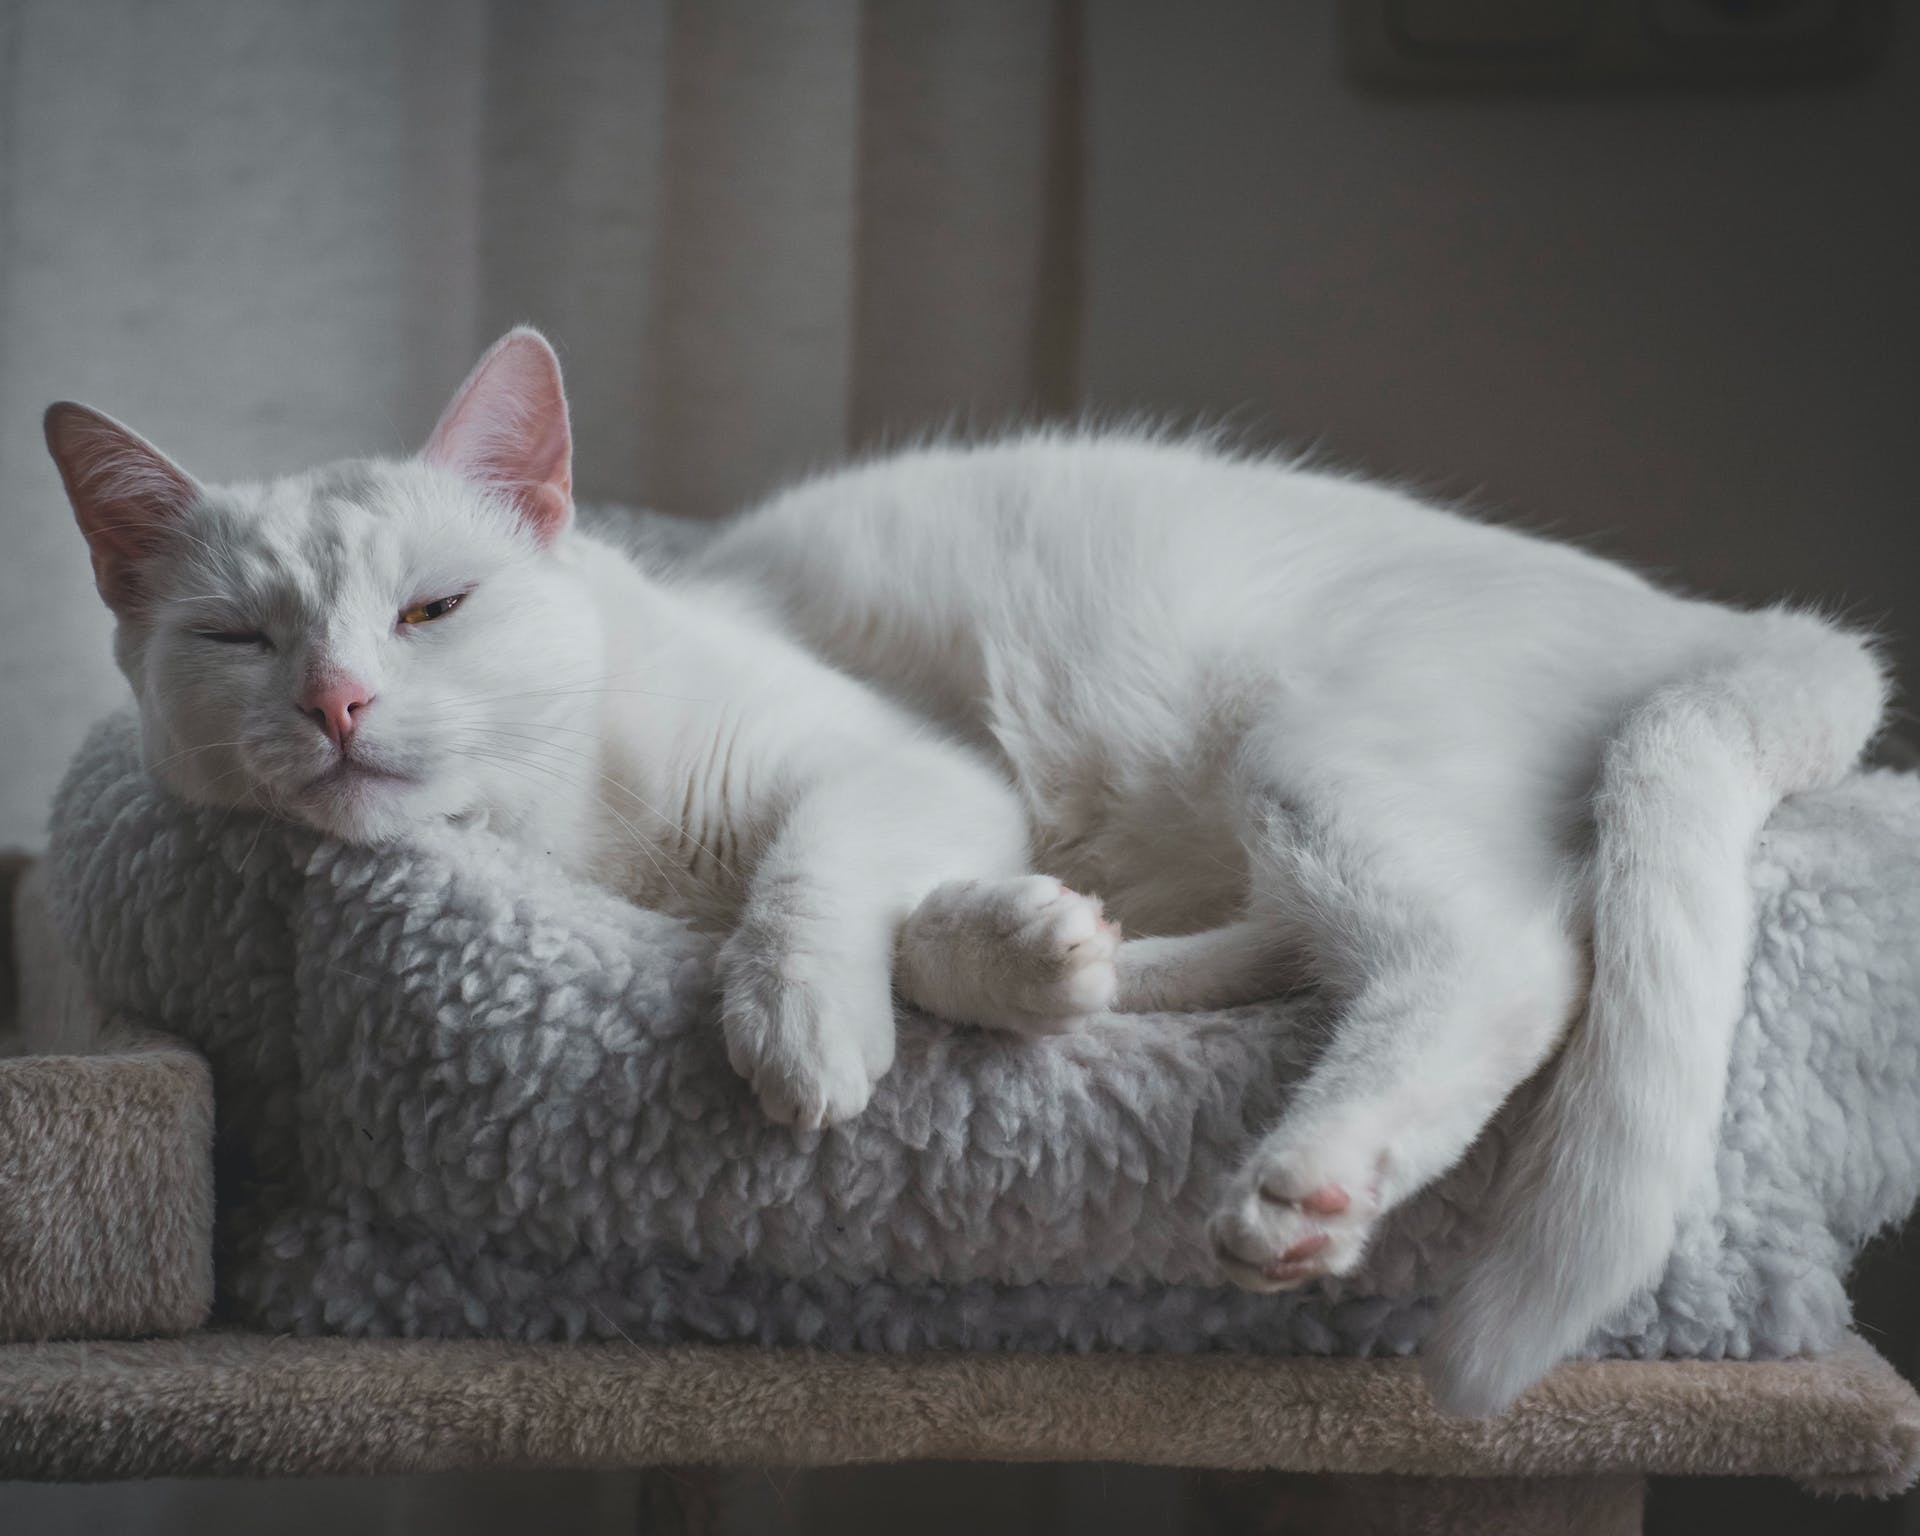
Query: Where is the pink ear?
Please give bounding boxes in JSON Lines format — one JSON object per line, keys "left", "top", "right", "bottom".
{"left": 44, "top": 402, "right": 202, "bottom": 614}
{"left": 423, "top": 327, "right": 573, "bottom": 545}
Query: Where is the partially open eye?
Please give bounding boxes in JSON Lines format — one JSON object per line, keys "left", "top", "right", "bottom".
{"left": 195, "top": 630, "right": 272, "bottom": 648}
{"left": 400, "top": 593, "right": 465, "bottom": 626}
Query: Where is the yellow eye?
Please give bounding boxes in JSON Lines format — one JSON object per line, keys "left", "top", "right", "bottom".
{"left": 401, "top": 593, "right": 465, "bottom": 626}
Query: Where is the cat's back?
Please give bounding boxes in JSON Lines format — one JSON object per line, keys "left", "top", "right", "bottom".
{"left": 700, "top": 434, "right": 1245, "bottom": 731}
{"left": 696, "top": 430, "right": 1676, "bottom": 729}
{"left": 696, "top": 430, "right": 1748, "bottom": 913}
{"left": 708, "top": 430, "right": 1399, "bottom": 616}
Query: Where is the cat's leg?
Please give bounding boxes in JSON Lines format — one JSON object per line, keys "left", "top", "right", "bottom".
{"left": 899, "top": 886, "right": 1312, "bottom": 1026}
{"left": 719, "top": 742, "right": 1046, "bottom": 1127}
{"left": 1112, "top": 918, "right": 1314, "bottom": 1014}
{"left": 1208, "top": 791, "right": 1583, "bottom": 1290}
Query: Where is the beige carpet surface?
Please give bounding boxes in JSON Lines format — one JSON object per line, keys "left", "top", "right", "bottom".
{"left": 1, "top": 1330, "right": 1915, "bottom": 1495}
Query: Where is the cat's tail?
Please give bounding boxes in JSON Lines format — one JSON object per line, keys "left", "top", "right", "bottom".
{"left": 1423, "top": 607, "right": 1888, "bottom": 1416}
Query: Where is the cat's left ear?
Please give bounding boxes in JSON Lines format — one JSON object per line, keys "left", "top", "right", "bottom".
{"left": 424, "top": 327, "right": 573, "bottom": 545}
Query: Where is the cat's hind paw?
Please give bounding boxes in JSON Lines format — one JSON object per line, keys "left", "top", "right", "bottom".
{"left": 1208, "top": 1136, "right": 1388, "bottom": 1290}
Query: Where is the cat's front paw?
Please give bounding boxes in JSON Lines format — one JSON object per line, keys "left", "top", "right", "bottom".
{"left": 898, "top": 876, "right": 1119, "bottom": 1034}
{"left": 989, "top": 876, "right": 1121, "bottom": 1026}
{"left": 716, "top": 921, "right": 895, "bottom": 1130}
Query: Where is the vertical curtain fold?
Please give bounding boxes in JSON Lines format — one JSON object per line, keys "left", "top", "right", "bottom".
{"left": 849, "top": 0, "right": 1072, "bottom": 446}
{"left": 473, "top": 0, "right": 671, "bottom": 505}
{"left": 643, "top": 0, "right": 863, "bottom": 515}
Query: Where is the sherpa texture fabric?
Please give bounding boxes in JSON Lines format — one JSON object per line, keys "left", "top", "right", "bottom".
{"left": 0, "top": 1332, "right": 1914, "bottom": 1496}
{"left": 40, "top": 712, "right": 1920, "bottom": 1360}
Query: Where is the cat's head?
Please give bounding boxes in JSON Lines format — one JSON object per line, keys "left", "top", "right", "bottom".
{"left": 46, "top": 328, "right": 604, "bottom": 846}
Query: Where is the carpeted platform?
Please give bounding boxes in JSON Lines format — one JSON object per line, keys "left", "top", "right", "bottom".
{"left": 6, "top": 854, "right": 1920, "bottom": 1532}
{"left": 0, "top": 1332, "right": 1914, "bottom": 1496}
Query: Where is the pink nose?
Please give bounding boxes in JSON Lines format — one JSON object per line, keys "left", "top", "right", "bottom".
{"left": 299, "top": 677, "right": 374, "bottom": 748}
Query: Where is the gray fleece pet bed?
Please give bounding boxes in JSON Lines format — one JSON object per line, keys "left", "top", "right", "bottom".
{"left": 42, "top": 710, "right": 1920, "bottom": 1362}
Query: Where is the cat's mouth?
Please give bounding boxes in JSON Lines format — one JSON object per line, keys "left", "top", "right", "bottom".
{"left": 299, "top": 756, "right": 417, "bottom": 797}
{"left": 273, "top": 747, "right": 438, "bottom": 844}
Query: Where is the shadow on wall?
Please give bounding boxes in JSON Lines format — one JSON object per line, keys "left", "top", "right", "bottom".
{"left": 1074, "top": 4, "right": 1920, "bottom": 687}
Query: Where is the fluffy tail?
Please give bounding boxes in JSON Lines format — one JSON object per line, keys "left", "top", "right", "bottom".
{"left": 1424, "top": 607, "right": 1888, "bottom": 1415}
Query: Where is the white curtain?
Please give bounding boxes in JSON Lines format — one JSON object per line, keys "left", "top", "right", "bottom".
{"left": 0, "top": 0, "right": 1080, "bottom": 847}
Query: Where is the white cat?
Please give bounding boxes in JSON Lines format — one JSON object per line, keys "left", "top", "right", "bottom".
{"left": 45, "top": 328, "right": 1887, "bottom": 1414}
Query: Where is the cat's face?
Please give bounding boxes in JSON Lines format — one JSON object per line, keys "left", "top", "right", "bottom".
{"left": 47, "top": 329, "right": 598, "bottom": 845}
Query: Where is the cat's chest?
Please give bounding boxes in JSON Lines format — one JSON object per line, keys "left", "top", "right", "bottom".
{"left": 590, "top": 723, "right": 769, "bottom": 933}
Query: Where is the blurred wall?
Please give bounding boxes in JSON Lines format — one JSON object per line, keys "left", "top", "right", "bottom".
{"left": 0, "top": 0, "right": 1913, "bottom": 856}
{"left": 1078, "top": 3, "right": 1919, "bottom": 684}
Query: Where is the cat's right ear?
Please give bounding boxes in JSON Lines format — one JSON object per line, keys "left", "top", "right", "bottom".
{"left": 44, "top": 404, "right": 203, "bottom": 615}
{"left": 424, "top": 327, "right": 573, "bottom": 546}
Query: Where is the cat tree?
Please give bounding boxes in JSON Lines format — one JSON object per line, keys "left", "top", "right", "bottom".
{"left": 2, "top": 849, "right": 1915, "bottom": 1535}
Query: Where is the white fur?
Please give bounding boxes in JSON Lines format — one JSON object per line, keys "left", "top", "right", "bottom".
{"left": 57, "top": 338, "right": 1887, "bottom": 1414}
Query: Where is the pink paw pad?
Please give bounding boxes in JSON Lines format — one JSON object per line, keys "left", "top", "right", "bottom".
{"left": 1280, "top": 1233, "right": 1329, "bottom": 1264}
{"left": 1301, "top": 1185, "right": 1351, "bottom": 1217}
